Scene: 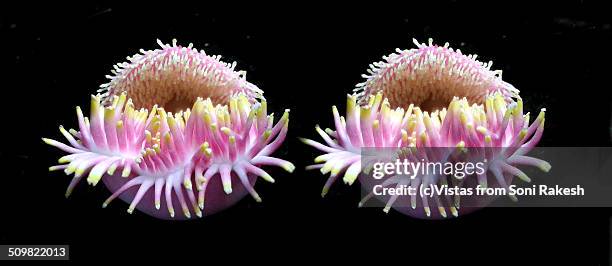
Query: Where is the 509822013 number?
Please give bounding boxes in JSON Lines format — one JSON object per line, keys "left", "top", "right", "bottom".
{"left": 1, "top": 245, "right": 69, "bottom": 260}
{"left": 8, "top": 247, "right": 66, "bottom": 257}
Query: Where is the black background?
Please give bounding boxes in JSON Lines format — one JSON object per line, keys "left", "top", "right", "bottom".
{"left": 1, "top": 2, "right": 611, "bottom": 264}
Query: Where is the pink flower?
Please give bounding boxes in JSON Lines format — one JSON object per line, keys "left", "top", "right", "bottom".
{"left": 44, "top": 40, "right": 293, "bottom": 219}
{"left": 304, "top": 39, "right": 549, "bottom": 218}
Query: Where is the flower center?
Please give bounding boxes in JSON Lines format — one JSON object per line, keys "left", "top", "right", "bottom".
{"left": 367, "top": 77, "right": 489, "bottom": 113}
{"left": 100, "top": 41, "right": 262, "bottom": 113}
{"left": 125, "top": 78, "right": 232, "bottom": 112}
{"left": 355, "top": 39, "right": 520, "bottom": 112}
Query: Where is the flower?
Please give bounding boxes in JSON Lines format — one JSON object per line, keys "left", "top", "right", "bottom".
{"left": 44, "top": 40, "right": 292, "bottom": 219}
{"left": 303, "top": 39, "right": 549, "bottom": 218}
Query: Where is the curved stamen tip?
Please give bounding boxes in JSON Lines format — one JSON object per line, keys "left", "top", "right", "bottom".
{"left": 343, "top": 174, "right": 358, "bottom": 185}
{"left": 282, "top": 162, "right": 296, "bottom": 173}
{"left": 121, "top": 167, "right": 131, "bottom": 178}
{"left": 87, "top": 174, "right": 103, "bottom": 186}
{"left": 509, "top": 195, "right": 519, "bottom": 202}
{"left": 321, "top": 187, "right": 329, "bottom": 198}
{"left": 439, "top": 207, "right": 447, "bottom": 218}
{"left": 262, "top": 174, "right": 275, "bottom": 183}
{"left": 539, "top": 161, "right": 552, "bottom": 172}
{"left": 517, "top": 173, "right": 532, "bottom": 183}
{"left": 223, "top": 184, "right": 233, "bottom": 194}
